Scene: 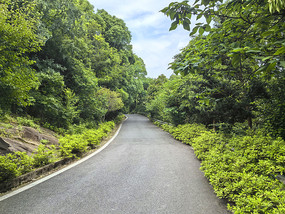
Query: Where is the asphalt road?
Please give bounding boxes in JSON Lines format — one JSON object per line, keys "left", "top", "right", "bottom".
{"left": 0, "top": 114, "right": 230, "bottom": 214}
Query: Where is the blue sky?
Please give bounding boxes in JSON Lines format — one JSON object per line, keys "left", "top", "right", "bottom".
{"left": 89, "top": 0, "right": 193, "bottom": 78}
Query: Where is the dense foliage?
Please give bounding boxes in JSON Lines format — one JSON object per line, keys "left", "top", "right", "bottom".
{"left": 0, "top": 0, "right": 148, "bottom": 129}
{"left": 146, "top": 0, "right": 285, "bottom": 138}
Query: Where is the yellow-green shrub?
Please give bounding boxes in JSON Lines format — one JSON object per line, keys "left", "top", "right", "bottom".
{"left": 59, "top": 121, "right": 115, "bottom": 158}
{"left": 33, "top": 144, "right": 57, "bottom": 167}
{"left": 0, "top": 152, "right": 33, "bottom": 183}
{"left": 59, "top": 134, "right": 87, "bottom": 158}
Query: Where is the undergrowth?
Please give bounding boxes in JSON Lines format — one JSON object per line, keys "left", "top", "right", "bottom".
{"left": 0, "top": 119, "right": 119, "bottom": 184}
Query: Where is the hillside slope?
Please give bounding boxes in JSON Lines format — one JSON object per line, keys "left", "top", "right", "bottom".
{"left": 0, "top": 121, "right": 58, "bottom": 156}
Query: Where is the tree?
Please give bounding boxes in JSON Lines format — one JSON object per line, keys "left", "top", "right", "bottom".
{"left": 0, "top": 0, "right": 45, "bottom": 109}
{"left": 0, "top": 0, "right": 148, "bottom": 129}
{"left": 161, "top": 0, "right": 284, "bottom": 131}
{"left": 97, "top": 9, "right": 132, "bottom": 51}
{"left": 97, "top": 88, "right": 124, "bottom": 121}
{"left": 161, "top": 0, "right": 285, "bottom": 79}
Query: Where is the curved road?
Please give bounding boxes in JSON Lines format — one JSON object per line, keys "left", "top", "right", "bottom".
{"left": 0, "top": 114, "right": 230, "bottom": 214}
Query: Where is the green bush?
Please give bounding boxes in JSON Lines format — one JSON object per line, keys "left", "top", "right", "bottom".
{"left": 0, "top": 152, "right": 33, "bottom": 183}
{"left": 114, "top": 114, "right": 125, "bottom": 124}
{"left": 192, "top": 131, "right": 227, "bottom": 160}
{"left": 16, "top": 117, "right": 40, "bottom": 130}
{"left": 161, "top": 123, "right": 174, "bottom": 133}
{"left": 164, "top": 123, "right": 208, "bottom": 144}
{"left": 59, "top": 121, "right": 115, "bottom": 158}
{"left": 83, "top": 129, "right": 106, "bottom": 148}
{"left": 33, "top": 144, "right": 57, "bottom": 167}
{"left": 59, "top": 134, "right": 87, "bottom": 158}
{"left": 99, "top": 121, "right": 115, "bottom": 133}
{"left": 42, "top": 122, "right": 65, "bottom": 135}
{"left": 201, "top": 133, "right": 285, "bottom": 213}
{"left": 66, "top": 123, "right": 90, "bottom": 135}
{"left": 0, "top": 155, "right": 19, "bottom": 182}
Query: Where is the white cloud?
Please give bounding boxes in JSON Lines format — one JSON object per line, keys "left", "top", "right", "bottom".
{"left": 89, "top": 0, "right": 192, "bottom": 78}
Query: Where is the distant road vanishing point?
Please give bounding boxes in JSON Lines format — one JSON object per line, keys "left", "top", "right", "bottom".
{"left": 0, "top": 114, "right": 230, "bottom": 214}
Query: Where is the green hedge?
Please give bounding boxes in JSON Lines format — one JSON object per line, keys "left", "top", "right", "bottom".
{"left": 156, "top": 122, "right": 285, "bottom": 213}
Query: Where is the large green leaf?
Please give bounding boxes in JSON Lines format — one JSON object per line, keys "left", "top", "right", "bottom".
{"left": 190, "top": 26, "right": 199, "bottom": 36}
{"left": 199, "top": 27, "right": 205, "bottom": 35}
{"left": 266, "top": 62, "right": 277, "bottom": 73}
{"left": 274, "top": 46, "right": 285, "bottom": 56}
{"left": 170, "top": 21, "right": 178, "bottom": 31}
{"left": 280, "top": 61, "right": 285, "bottom": 68}
{"left": 231, "top": 54, "right": 241, "bottom": 67}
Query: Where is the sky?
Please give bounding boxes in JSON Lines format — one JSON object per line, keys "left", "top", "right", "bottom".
{"left": 89, "top": 0, "right": 193, "bottom": 78}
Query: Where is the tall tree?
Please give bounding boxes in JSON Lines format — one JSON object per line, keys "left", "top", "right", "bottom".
{"left": 159, "top": 0, "right": 284, "bottom": 131}
{"left": 0, "top": 0, "right": 45, "bottom": 109}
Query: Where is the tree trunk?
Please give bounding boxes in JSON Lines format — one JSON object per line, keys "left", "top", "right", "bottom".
{"left": 248, "top": 116, "right": 252, "bottom": 129}
{"left": 246, "top": 106, "right": 252, "bottom": 129}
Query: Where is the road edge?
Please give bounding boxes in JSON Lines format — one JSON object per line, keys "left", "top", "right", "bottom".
{"left": 0, "top": 117, "right": 127, "bottom": 202}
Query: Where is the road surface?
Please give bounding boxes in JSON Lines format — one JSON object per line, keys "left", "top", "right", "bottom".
{"left": 0, "top": 114, "right": 230, "bottom": 214}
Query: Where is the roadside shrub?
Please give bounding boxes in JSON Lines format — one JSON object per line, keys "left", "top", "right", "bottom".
{"left": 166, "top": 123, "right": 208, "bottom": 145}
{"left": 161, "top": 123, "right": 174, "bottom": 133}
{"left": 192, "top": 131, "right": 227, "bottom": 161}
{"left": 9, "top": 152, "right": 34, "bottom": 174}
{"left": 83, "top": 129, "right": 106, "bottom": 148}
{"left": 153, "top": 121, "right": 161, "bottom": 127}
{"left": 0, "top": 155, "right": 19, "bottom": 182}
{"left": 0, "top": 152, "right": 33, "bottom": 182}
{"left": 33, "top": 144, "right": 57, "bottom": 167}
{"left": 59, "top": 134, "right": 87, "bottom": 158}
{"left": 66, "top": 123, "right": 90, "bottom": 135}
{"left": 59, "top": 121, "right": 115, "bottom": 158}
{"left": 99, "top": 121, "right": 115, "bottom": 134}
{"left": 114, "top": 114, "right": 125, "bottom": 124}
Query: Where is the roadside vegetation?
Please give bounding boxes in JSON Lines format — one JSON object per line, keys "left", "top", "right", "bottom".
{"left": 144, "top": 0, "right": 285, "bottom": 213}
{"left": 154, "top": 121, "right": 285, "bottom": 213}
{"left": 0, "top": 114, "right": 123, "bottom": 184}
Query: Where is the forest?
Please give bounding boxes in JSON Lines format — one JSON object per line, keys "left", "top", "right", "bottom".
{"left": 0, "top": 0, "right": 148, "bottom": 129}
{"left": 1, "top": 0, "right": 285, "bottom": 213}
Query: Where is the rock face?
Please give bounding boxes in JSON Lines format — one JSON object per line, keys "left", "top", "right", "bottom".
{"left": 0, "top": 137, "right": 36, "bottom": 155}
{"left": 22, "top": 127, "right": 43, "bottom": 142}
{"left": 0, "top": 137, "right": 11, "bottom": 155}
{"left": 0, "top": 126, "right": 58, "bottom": 156}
